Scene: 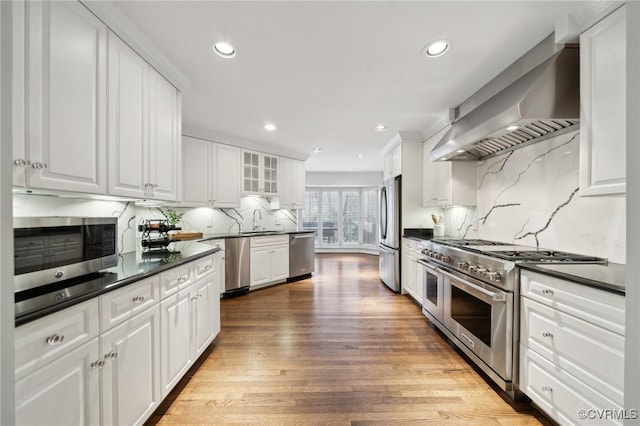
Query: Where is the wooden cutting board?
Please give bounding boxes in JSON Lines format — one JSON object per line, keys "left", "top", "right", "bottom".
{"left": 170, "top": 232, "right": 203, "bottom": 241}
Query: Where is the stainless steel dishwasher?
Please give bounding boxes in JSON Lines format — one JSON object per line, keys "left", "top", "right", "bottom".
{"left": 288, "top": 232, "right": 315, "bottom": 281}
{"left": 224, "top": 237, "right": 250, "bottom": 297}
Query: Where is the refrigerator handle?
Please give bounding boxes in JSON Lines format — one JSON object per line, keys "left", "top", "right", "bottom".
{"left": 380, "top": 186, "right": 388, "bottom": 240}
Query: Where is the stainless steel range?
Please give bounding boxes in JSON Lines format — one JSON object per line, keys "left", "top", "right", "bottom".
{"left": 417, "top": 238, "right": 606, "bottom": 398}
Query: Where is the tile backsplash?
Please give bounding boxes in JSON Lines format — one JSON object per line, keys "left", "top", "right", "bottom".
{"left": 442, "top": 129, "right": 626, "bottom": 264}
{"left": 13, "top": 194, "right": 297, "bottom": 254}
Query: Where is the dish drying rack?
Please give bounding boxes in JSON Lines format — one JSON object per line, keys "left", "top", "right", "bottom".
{"left": 138, "top": 219, "right": 181, "bottom": 251}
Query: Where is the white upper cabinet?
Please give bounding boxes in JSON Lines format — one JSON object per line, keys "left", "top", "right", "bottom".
{"left": 181, "top": 137, "right": 241, "bottom": 208}
{"left": 579, "top": 5, "right": 626, "bottom": 196}
{"left": 279, "top": 157, "right": 306, "bottom": 209}
{"left": 107, "top": 32, "right": 148, "bottom": 199}
{"left": 242, "top": 150, "right": 279, "bottom": 196}
{"left": 108, "top": 32, "right": 180, "bottom": 201}
{"left": 383, "top": 144, "right": 402, "bottom": 181}
{"left": 20, "top": 1, "right": 107, "bottom": 193}
{"left": 423, "top": 126, "right": 477, "bottom": 207}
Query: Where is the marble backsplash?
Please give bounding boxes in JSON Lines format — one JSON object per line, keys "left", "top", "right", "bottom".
{"left": 442, "top": 129, "right": 626, "bottom": 264}
{"left": 13, "top": 194, "right": 297, "bottom": 254}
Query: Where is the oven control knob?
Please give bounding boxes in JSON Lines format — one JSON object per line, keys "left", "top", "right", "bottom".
{"left": 442, "top": 256, "right": 452, "bottom": 264}
{"left": 468, "top": 265, "right": 478, "bottom": 273}
{"left": 434, "top": 253, "right": 443, "bottom": 260}
{"left": 476, "top": 268, "right": 488, "bottom": 276}
{"left": 458, "top": 261, "right": 469, "bottom": 270}
{"left": 488, "top": 271, "right": 502, "bottom": 282}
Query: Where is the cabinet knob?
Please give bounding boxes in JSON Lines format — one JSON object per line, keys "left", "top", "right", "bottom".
{"left": 14, "top": 159, "right": 30, "bottom": 167}
{"left": 45, "top": 334, "right": 65, "bottom": 345}
{"left": 205, "top": 265, "right": 212, "bottom": 270}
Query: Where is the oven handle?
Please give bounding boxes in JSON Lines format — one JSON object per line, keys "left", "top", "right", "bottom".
{"left": 438, "top": 267, "right": 508, "bottom": 303}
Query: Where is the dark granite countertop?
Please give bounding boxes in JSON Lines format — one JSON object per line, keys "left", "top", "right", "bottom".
{"left": 200, "top": 229, "right": 315, "bottom": 241}
{"left": 518, "top": 262, "right": 626, "bottom": 295}
{"left": 15, "top": 241, "right": 219, "bottom": 326}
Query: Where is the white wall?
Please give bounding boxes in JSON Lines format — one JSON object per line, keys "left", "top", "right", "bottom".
{"left": 0, "top": 2, "right": 14, "bottom": 422}
{"left": 625, "top": 2, "right": 640, "bottom": 421}
{"left": 306, "top": 171, "right": 382, "bottom": 187}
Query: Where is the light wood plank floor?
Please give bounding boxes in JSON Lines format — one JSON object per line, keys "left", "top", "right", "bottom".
{"left": 147, "top": 253, "right": 548, "bottom": 425}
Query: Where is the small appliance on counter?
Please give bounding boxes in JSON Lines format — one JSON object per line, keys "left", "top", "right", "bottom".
{"left": 14, "top": 217, "right": 118, "bottom": 292}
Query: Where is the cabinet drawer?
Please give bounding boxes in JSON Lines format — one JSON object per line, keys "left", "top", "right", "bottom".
{"left": 520, "top": 297, "right": 624, "bottom": 404}
{"left": 520, "top": 345, "right": 622, "bottom": 425}
{"left": 251, "top": 235, "right": 288, "bottom": 247}
{"left": 193, "top": 254, "right": 215, "bottom": 280}
{"left": 520, "top": 270, "right": 625, "bottom": 335}
{"left": 16, "top": 299, "right": 100, "bottom": 380}
{"left": 160, "top": 264, "right": 192, "bottom": 299}
{"left": 100, "top": 275, "right": 160, "bottom": 331}
{"left": 402, "top": 238, "right": 417, "bottom": 252}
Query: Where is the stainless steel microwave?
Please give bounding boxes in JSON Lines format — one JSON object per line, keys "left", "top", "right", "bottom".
{"left": 14, "top": 217, "right": 118, "bottom": 292}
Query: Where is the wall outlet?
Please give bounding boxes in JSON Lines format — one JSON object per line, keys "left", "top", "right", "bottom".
{"left": 206, "top": 219, "right": 213, "bottom": 228}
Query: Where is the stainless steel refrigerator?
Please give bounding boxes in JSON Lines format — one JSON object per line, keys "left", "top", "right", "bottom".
{"left": 378, "top": 175, "right": 401, "bottom": 292}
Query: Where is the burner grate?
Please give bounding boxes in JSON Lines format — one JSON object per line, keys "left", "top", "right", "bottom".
{"left": 488, "top": 250, "right": 606, "bottom": 263}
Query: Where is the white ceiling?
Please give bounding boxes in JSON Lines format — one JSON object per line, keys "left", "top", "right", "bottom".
{"left": 114, "top": 1, "right": 598, "bottom": 172}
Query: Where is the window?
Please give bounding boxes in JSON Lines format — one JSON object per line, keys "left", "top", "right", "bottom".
{"left": 303, "top": 187, "right": 378, "bottom": 248}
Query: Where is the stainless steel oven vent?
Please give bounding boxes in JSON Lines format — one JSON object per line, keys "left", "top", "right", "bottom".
{"left": 430, "top": 34, "right": 579, "bottom": 161}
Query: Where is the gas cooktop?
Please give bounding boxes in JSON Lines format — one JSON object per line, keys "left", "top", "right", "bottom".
{"left": 430, "top": 238, "right": 607, "bottom": 264}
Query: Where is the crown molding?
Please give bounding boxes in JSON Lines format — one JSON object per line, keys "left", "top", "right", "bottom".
{"left": 80, "top": 1, "right": 189, "bottom": 92}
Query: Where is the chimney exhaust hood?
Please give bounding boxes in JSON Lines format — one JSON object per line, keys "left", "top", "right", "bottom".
{"left": 430, "top": 34, "right": 579, "bottom": 161}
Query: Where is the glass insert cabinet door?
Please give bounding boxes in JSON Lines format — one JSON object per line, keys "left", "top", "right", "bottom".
{"left": 243, "top": 151, "right": 260, "bottom": 193}
{"left": 262, "top": 155, "right": 278, "bottom": 194}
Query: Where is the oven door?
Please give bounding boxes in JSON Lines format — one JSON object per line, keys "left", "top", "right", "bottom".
{"left": 418, "top": 259, "right": 443, "bottom": 324}
{"left": 442, "top": 268, "right": 513, "bottom": 381}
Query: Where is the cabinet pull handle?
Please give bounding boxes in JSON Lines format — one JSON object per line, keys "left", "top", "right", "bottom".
{"left": 132, "top": 296, "right": 145, "bottom": 303}
{"left": 177, "top": 276, "right": 187, "bottom": 282}
{"left": 14, "top": 159, "right": 31, "bottom": 167}
{"left": 90, "top": 360, "right": 106, "bottom": 369}
{"left": 45, "top": 334, "right": 64, "bottom": 345}
{"left": 541, "top": 386, "right": 553, "bottom": 393}
{"left": 104, "top": 351, "right": 118, "bottom": 360}
{"left": 542, "top": 332, "right": 554, "bottom": 338}
{"left": 31, "top": 162, "right": 47, "bottom": 170}
{"left": 542, "top": 289, "right": 554, "bottom": 295}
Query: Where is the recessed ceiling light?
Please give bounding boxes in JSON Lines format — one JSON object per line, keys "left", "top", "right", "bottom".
{"left": 357, "top": 154, "right": 363, "bottom": 159}
{"left": 213, "top": 42, "right": 236, "bottom": 58}
{"left": 374, "top": 124, "right": 388, "bottom": 132}
{"left": 264, "top": 123, "right": 277, "bottom": 131}
{"left": 441, "top": 157, "right": 448, "bottom": 161}
{"left": 423, "top": 40, "right": 449, "bottom": 58}
{"left": 312, "top": 147, "right": 322, "bottom": 154}
{"left": 456, "top": 149, "right": 465, "bottom": 153}
{"left": 564, "top": 151, "right": 572, "bottom": 154}
{"left": 507, "top": 125, "right": 520, "bottom": 131}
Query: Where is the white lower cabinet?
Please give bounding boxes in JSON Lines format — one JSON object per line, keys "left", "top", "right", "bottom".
{"left": 15, "top": 253, "right": 221, "bottom": 426}
{"left": 160, "top": 287, "right": 194, "bottom": 396}
{"left": 519, "top": 269, "right": 625, "bottom": 425}
{"left": 250, "top": 236, "right": 289, "bottom": 288}
{"left": 100, "top": 305, "right": 161, "bottom": 426}
{"left": 16, "top": 338, "right": 101, "bottom": 426}
{"left": 401, "top": 238, "right": 422, "bottom": 304}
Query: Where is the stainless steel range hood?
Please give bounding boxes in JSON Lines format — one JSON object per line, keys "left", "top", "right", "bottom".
{"left": 430, "top": 35, "right": 579, "bottom": 161}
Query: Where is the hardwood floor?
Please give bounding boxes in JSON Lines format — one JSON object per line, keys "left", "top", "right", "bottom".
{"left": 147, "top": 253, "right": 547, "bottom": 425}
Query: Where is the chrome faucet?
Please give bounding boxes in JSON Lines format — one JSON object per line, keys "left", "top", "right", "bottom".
{"left": 252, "top": 209, "right": 263, "bottom": 230}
